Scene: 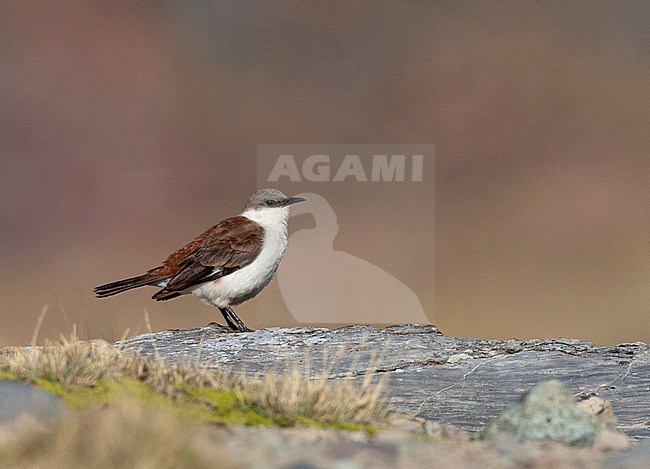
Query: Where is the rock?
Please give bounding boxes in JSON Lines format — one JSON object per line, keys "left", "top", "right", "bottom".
{"left": 422, "top": 420, "right": 469, "bottom": 441}
{"left": 606, "top": 440, "right": 650, "bottom": 468}
{"left": 484, "top": 379, "right": 599, "bottom": 445}
{"left": 593, "top": 429, "right": 631, "bottom": 452}
{"left": 116, "top": 324, "right": 650, "bottom": 440}
{"left": 0, "top": 379, "right": 65, "bottom": 426}
{"left": 385, "top": 416, "right": 425, "bottom": 434}
{"left": 578, "top": 395, "right": 618, "bottom": 433}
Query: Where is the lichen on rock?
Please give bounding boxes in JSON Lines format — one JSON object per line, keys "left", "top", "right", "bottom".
{"left": 483, "top": 379, "right": 624, "bottom": 446}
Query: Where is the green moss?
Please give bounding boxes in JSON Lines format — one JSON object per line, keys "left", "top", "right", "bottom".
{"left": 27, "top": 377, "right": 272, "bottom": 426}
{"left": 181, "top": 385, "right": 275, "bottom": 426}
{"left": 290, "top": 416, "right": 380, "bottom": 435}
{"left": 38, "top": 378, "right": 155, "bottom": 408}
{"left": 0, "top": 370, "right": 19, "bottom": 381}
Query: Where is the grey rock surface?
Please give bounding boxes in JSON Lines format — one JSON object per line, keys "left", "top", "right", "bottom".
{"left": 0, "top": 379, "right": 66, "bottom": 425}
{"left": 116, "top": 324, "right": 650, "bottom": 440}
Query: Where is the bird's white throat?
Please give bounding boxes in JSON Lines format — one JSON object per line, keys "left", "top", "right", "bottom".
{"left": 241, "top": 205, "right": 291, "bottom": 230}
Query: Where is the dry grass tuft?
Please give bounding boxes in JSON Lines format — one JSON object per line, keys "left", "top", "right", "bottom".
{"left": 237, "top": 368, "right": 388, "bottom": 425}
{"left": 0, "top": 333, "right": 232, "bottom": 392}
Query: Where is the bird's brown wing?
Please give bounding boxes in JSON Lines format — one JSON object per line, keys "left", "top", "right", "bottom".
{"left": 150, "top": 216, "right": 264, "bottom": 299}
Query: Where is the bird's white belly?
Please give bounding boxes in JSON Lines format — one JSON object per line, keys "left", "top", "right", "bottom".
{"left": 191, "top": 226, "right": 288, "bottom": 308}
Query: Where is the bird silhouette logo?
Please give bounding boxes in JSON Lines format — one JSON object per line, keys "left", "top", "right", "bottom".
{"left": 277, "top": 192, "right": 430, "bottom": 325}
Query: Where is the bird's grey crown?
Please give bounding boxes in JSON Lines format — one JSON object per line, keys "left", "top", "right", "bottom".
{"left": 243, "top": 188, "right": 288, "bottom": 211}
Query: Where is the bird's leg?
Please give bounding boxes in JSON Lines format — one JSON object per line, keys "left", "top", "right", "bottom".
{"left": 218, "top": 306, "right": 253, "bottom": 332}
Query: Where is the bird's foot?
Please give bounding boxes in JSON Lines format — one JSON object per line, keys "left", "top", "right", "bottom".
{"left": 216, "top": 307, "right": 254, "bottom": 333}
{"left": 207, "top": 321, "right": 250, "bottom": 332}
{"left": 226, "top": 319, "right": 254, "bottom": 333}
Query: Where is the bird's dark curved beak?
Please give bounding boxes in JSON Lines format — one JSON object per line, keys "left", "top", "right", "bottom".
{"left": 283, "top": 196, "right": 306, "bottom": 206}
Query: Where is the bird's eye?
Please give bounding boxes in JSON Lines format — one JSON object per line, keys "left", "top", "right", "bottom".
{"left": 266, "top": 200, "right": 276, "bottom": 207}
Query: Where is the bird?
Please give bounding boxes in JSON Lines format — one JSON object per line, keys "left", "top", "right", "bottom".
{"left": 94, "top": 188, "right": 305, "bottom": 332}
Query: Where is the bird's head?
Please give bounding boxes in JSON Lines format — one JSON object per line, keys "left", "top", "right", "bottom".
{"left": 241, "top": 188, "right": 305, "bottom": 226}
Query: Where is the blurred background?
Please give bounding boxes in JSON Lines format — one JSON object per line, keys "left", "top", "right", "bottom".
{"left": 1, "top": 1, "right": 648, "bottom": 346}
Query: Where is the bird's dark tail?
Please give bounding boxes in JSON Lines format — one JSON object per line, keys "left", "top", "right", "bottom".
{"left": 94, "top": 274, "right": 162, "bottom": 298}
